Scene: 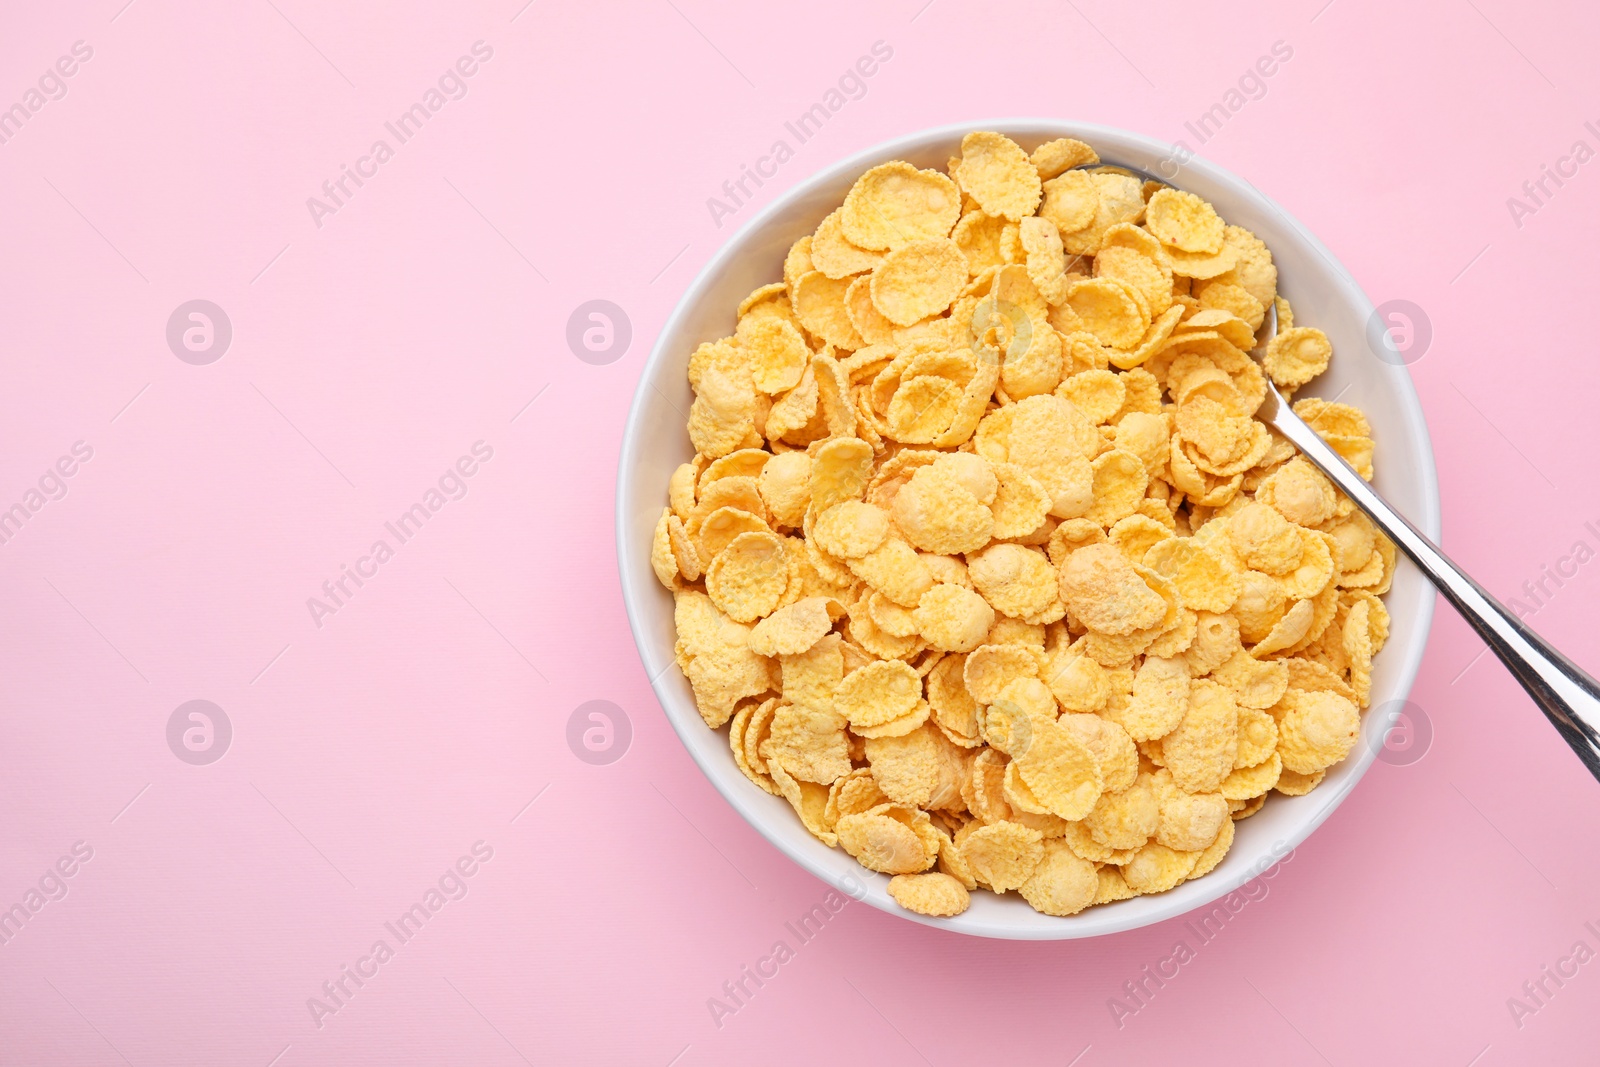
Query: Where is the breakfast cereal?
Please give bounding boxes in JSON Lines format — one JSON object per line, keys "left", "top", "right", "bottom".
{"left": 651, "top": 131, "right": 1394, "bottom": 918}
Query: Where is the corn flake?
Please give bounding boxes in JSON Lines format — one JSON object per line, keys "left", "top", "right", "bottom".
{"left": 1121, "top": 842, "right": 1199, "bottom": 895}
{"left": 915, "top": 584, "right": 997, "bottom": 653}
{"left": 1145, "top": 188, "right": 1224, "bottom": 254}
{"left": 842, "top": 162, "right": 962, "bottom": 251}
{"left": 958, "top": 131, "right": 1043, "bottom": 221}
{"left": 1276, "top": 688, "right": 1360, "bottom": 774}
{"left": 812, "top": 500, "right": 890, "bottom": 559}
{"left": 1018, "top": 840, "right": 1098, "bottom": 915}
{"left": 1030, "top": 137, "right": 1098, "bottom": 180}
{"left": 961, "top": 820, "right": 1045, "bottom": 892}
{"left": 888, "top": 871, "right": 971, "bottom": 916}
{"left": 749, "top": 596, "right": 843, "bottom": 656}
{"left": 837, "top": 804, "right": 936, "bottom": 874}
{"left": 870, "top": 238, "right": 969, "bottom": 327}
{"left": 1060, "top": 544, "right": 1167, "bottom": 635}
{"left": 1263, "top": 327, "right": 1333, "bottom": 390}
{"left": 811, "top": 208, "right": 886, "bottom": 279}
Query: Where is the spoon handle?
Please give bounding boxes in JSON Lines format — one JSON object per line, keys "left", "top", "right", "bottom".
{"left": 1263, "top": 395, "right": 1600, "bottom": 781}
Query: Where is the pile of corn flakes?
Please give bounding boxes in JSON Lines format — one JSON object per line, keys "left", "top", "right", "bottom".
{"left": 651, "top": 131, "right": 1394, "bottom": 919}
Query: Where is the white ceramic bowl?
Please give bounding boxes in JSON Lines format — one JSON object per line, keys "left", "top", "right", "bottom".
{"left": 617, "top": 120, "right": 1439, "bottom": 939}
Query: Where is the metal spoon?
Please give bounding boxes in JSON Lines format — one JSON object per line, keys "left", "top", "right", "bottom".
{"left": 1076, "top": 161, "right": 1600, "bottom": 781}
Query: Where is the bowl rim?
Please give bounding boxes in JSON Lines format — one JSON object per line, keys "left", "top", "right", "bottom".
{"left": 616, "top": 118, "right": 1440, "bottom": 939}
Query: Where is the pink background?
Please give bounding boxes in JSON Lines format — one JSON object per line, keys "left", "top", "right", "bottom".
{"left": 3, "top": 0, "right": 1599, "bottom": 1063}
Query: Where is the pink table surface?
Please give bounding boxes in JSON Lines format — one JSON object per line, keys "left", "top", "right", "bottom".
{"left": 3, "top": 1, "right": 1599, "bottom": 1063}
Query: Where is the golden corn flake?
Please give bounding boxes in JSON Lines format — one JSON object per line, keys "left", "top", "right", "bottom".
{"left": 1230, "top": 794, "right": 1267, "bottom": 819}
{"left": 1097, "top": 247, "right": 1174, "bottom": 324}
{"left": 1030, "top": 137, "right": 1097, "bottom": 180}
{"left": 1060, "top": 544, "right": 1166, "bottom": 635}
{"left": 969, "top": 543, "right": 1064, "bottom": 624}
{"left": 1189, "top": 813, "right": 1236, "bottom": 878}
{"left": 851, "top": 698, "right": 932, "bottom": 739}
{"left": 810, "top": 436, "right": 874, "bottom": 512}
{"left": 988, "top": 462, "right": 1053, "bottom": 537}
{"left": 1083, "top": 773, "right": 1160, "bottom": 850}
{"left": 834, "top": 658, "right": 921, "bottom": 728}
{"left": 891, "top": 459, "right": 996, "bottom": 555}
{"left": 1000, "top": 759, "right": 1051, "bottom": 814}
{"left": 1279, "top": 530, "right": 1336, "bottom": 600}
{"left": 1057, "top": 369, "right": 1126, "bottom": 426}
{"left": 1220, "top": 751, "right": 1281, "bottom": 801}
{"left": 886, "top": 375, "right": 961, "bottom": 442}
{"left": 793, "top": 270, "right": 864, "bottom": 350}
{"left": 695, "top": 486, "right": 766, "bottom": 539}
{"left": 914, "top": 584, "right": 997, "bottom": 653}
{"left": 1258, "top": 456, "right": 1336, "bottom": 528}
{"left": 736, "top": 314, "right": 810, "bottom": 395}
{"left": 869, "top": 238, "right": 969, "bottom": 327}
{"left": 1038, "top": 169, "right": 1099, "bottom": 237}
{"left": 764, "top": 702, "right": 852, "bottom": 783}
{"left": 827, "top": 767, "right": 887, "bottom": 825}
{"left": 1155, "top": 782, "right": 1229, "bottom": 852}
{"left": 1228, "top": 502, "right": 1304, "bottom": 574}
{"left": 842, "top": 161, "right": 962, "bottom": 251}
{"left": 866, "top": 590, "right": 919, "bottom": 639}
{"left": 1164, "top": 679, "right": 1239, "bottom": 793}
{"left": 985, "top": 678, "right": 1056, "bottom": 751}
{"left": 651, "top": 508, "right": 684, "bottom": 588}
{"left": 865, "top": 725, "right": 942, "bottom": 806}
{"left": 841, "top": 279, "right": 894, "bottom": 348}
{"left": 700, "top": 448, "right": 771, "bottom": 493}
{"left": 837, "top": 806, "right": 935, "bottom": 874}
{"left": 1015, "top": 720, "right": 1104, "bottom": 820}
{"left": 1275, "top": 766, "right": 1325, "bottom": 796}
{"left": 748, "top": 596, "right": 842, "bottom": 656}
{"left": 985, "top": 616, "right": 1044, "bottom": 647}
{"left": 681, "top": 642, "right": 775, "bottom": 731}
{"left": 1220, "top": 656, "right": 1290, "bottom": 719}
{"left": 1062, "top": 172, "right": 1146, "bottom": 256}
{"left": 1110, "top": 654, "right": 1187, "bottom": 739}
{"left": 1145, "top": 188, "right": 1224, "bottom": 254}
{"left": 963, "top": 749, "right": 1013, "bottom": 824}
{"left": 659, "top": 131, "right": 1393, "bottom": 919}
{"left": 1086, "top": 449, "right": 1150, "bottom": 527}
{"left": 697, "top": 508, "right": 764, "bottom": 566}
{"left": 1044, "top": 642, "right": 1110, "bottom": 714}
{"left": 1276, "top": 688, "right": 1360, "bottom": 774}
{"left": 766, "top": 758, "right": 838, "bottom": 846}
{"left": 847, "top": 537, "right": 935, "bottom": 608}
{"left": 1295, "top": 396, "right": 1370, "bottom": 437}
{"left": 1121, "top": 841, "right": 1199, "bottom": 895}
{"left": 961, "top": 820, "right": 1045, "bottom": 892}
{"left": 963, "top": 642, "right": 1042, "bottom": 704}
{"left": 705, "top": 531, "right": 789, "bottom": 622}
{"left": 888, "top": 871, "right": 971, "bottom": 916}
{"left": 1108, "top": 513, "right": 1172, "bottom": 566}
{"left": 1018, "top": 217, "right": 1069, "bottom": 304}
{"left": 1197, "top": 281, "right": 1264, "bottom": 331}
{"left": 1019, "top": 840, "right": 1098, "bottom": 916}
{"left": 811, "top": 208, "right": 886, "bottom": 279}
{"left": 1066, "top": 278, "right": 1147, "bottom": 349}
{"left": 811, "top": 500, "right": 890, "bottom": 559}
{"left": 730, "top": 699, "right": 780, "bottom": 794}
{"left": 1263, "top": 327, "right": 1333, "bottom": 389}
{"left": 1142, "top": 537, "right": 1240, "bottom": 614}
{"left": 958, "top": 131, "right": 1043, "bottom": 221}
{"left": 960, "top": 212, "right": 1017, "bottom": 279}
{"left": 784, "top": 234, "right": 815, "bottom": 291}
